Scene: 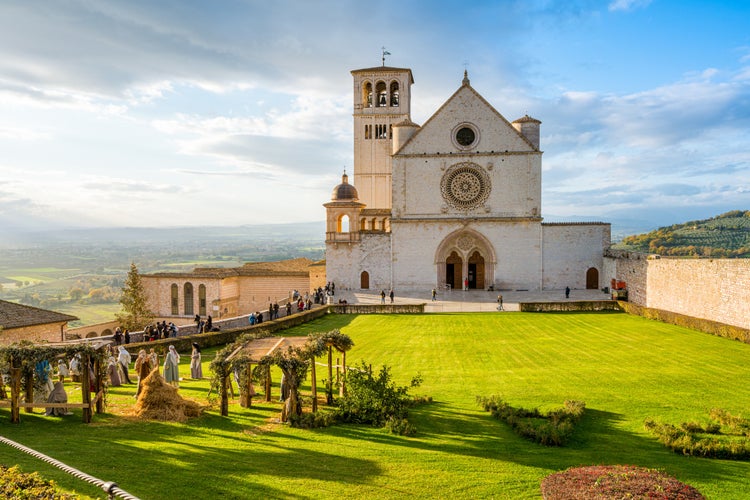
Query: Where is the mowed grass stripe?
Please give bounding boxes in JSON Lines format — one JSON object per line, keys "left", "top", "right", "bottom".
{"left": 0, "top": 311, "right": 748, "bottom": 499}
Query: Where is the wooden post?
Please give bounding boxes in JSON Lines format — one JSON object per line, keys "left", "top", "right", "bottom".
{"left": 265, "top": 369, "right": 272, "bottom": 402}
{"left": 340, "top": 350, "right": 347, "bottom": 397}
{"left": 94, "top": 357, "right": 104, "bottom": 414}
{"left": 310, "top": 356, "right": 317, "bottom": 412}
{"left": 81, "top": 355, "right": 92, "bottom": 423}
{"left": 24, "top": 370, "right": 34, "bottom": 414}
{"left": 10, "top": 357, "right": 20, "bottom": 424}
{"left": 336, "top": 358, "right": 341, "bottom": 395}
{"left": 326, "top": 345, "right": 333, "bottom": 404}
{"left": 220, "top": 372, "right": 229, "bottom": 416}
{"left": 246, "top": 363, "right": 253, "bottom": 408}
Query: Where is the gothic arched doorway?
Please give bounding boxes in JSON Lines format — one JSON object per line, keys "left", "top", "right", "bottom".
{"left": 586, "top": 267, "right": 599, "bottom": 289}
{"left": 360, "top": 271, "right": 370, "bottom": 289}
{"left": 435, "top": 229, "right": 496, "bottom": 290}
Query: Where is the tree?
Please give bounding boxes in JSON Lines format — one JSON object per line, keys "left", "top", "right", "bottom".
{"left": 115, "top": 262, "right": 154, "bottom": 332}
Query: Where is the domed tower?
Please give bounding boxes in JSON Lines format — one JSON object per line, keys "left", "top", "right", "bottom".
{"left": 324, "top": 171, "right": 365, "bottom": 244}
{"left": 351, "top": 63, "right": 414, "bottom": 210}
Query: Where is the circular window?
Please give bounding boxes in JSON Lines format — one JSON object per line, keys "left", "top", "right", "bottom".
{"left": 456, "top": 127, "right": 475, "bottom": 146}
{"left": 440, "top": 163, "right": 491, "bottom": 210}
{"left": 452, "top": 123, "right": 479, "bottom": 150}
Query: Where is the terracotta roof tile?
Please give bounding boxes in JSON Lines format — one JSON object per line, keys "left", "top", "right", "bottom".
{"left": 0, "top": 300, "right": 78, "bottom": 330}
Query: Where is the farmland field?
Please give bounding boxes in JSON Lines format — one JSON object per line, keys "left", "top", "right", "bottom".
{"left": 0, "top": 311, "right": 748, "bottom": 499}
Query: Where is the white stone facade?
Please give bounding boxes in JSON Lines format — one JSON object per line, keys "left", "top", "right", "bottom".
{"left": 325, "top": 64, "right": 610, "bottom": 292}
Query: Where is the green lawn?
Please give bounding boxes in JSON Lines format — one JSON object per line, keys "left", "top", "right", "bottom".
{"left": 0, "top": 312, "right": 748, "bottom": 499}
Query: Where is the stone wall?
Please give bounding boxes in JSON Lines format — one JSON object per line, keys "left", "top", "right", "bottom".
{"left": 542, "top": 223, "right": 610, "bottom": 290}
{"left": 604, "top": 251, "right": 750, "bottom": 330}
{"left": 646, "top": 258, "right": 749, "bottom": 329}
{"left": 0, "top": 322, "right": 67, "bottom": 345}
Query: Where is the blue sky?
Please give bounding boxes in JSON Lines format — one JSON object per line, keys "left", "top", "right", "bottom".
{"left": 0, "top": 0, "right": 748, "bottom": 231}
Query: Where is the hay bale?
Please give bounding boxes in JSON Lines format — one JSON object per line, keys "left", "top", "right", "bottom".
{"left": 133, "top": 369, "right": 202, "bottom": 422}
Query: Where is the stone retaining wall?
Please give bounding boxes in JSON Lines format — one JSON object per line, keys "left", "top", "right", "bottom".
{"left": 519, "top": 301, "right": 620, "bottom": 312}
{"left": 329, "top": 304, "right": 425, "bottom": 314}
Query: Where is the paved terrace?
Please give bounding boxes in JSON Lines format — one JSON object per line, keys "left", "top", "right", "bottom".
{"left": 333, "top": 288, "right": 612, "bottom": 313}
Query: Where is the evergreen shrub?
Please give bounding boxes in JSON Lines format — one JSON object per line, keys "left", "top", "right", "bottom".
{"left": 645, "top": 409, "right": 750, "bottom": 459}
{"left": 478, "top": 396, "right": 585, "bottom": 446}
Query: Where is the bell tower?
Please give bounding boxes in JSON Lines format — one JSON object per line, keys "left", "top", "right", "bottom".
{"left": 350, "top": 63, "right": 414, "bottom": 210}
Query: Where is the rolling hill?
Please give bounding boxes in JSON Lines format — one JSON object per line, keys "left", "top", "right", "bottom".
{"left": 612, "top": 210, "right": 750, "bottom": 257}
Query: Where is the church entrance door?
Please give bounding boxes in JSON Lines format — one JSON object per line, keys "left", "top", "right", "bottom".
{"left": 446, "top": 251, "right": 462, "bottom": 290}
{"left": 468, "top": 251, "right": 485, "bottom": 290}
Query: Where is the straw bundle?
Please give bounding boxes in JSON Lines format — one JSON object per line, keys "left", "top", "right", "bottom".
{"left": 133, "top": 369, "right": 202, "bottom": 422}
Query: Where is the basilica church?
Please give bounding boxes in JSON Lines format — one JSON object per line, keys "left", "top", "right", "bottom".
{"left": 324, "top": 63, "right": 610, "bottom": 293}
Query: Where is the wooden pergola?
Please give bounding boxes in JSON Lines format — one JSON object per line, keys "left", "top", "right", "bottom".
{"left": 0, "top": 339, "right": 111, "bottom": 424}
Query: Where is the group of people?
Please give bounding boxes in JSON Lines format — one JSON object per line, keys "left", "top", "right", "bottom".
{"left": 380, "top": 289, "right": 395, "bottom": 304}
{"left": 145, "top": 321, "right": 179, "bottom": 341}
{"left": 193, "top": 315, "right": 214, "bottom": 334}
{"left": 113, "top": 327, "right": 131, "bottom": 345}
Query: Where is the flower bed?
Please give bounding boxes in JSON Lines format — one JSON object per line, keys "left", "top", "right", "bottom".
{"left": 541, "top": 465, "right": 704, "bottom": 499}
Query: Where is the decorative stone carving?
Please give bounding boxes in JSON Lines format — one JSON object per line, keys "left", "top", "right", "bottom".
{"left": 440, "top": 162, "right": 491, "bottom": 210}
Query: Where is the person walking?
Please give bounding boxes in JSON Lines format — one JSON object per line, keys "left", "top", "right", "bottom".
{"left": 389, "top": 289, "right": 395, "bottom": 303}
{"left": 565, "top": 286, "right": 571, "bottom": 299}
{"left": 431, "top": 288, "right": 437, "bottom": 301}
{"left": 497, "top": 294, "right": 504, "bottom": 311}
{"left": 380, "top": 290, "right": 386, "bottom": 304}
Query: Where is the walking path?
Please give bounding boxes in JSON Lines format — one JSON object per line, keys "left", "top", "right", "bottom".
{"left": 333, "top": 288, "right": 612, "bottom": 313}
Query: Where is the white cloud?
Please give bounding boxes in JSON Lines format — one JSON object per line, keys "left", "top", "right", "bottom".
{"left": 608, "top": 0, "right": 653, "bottom": 12}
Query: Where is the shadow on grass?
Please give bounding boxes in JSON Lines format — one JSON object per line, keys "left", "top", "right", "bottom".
{"left": 322, "top": 402, "right": 744, "bottom": 492}
{"left": 0, "top": 405, "right": 382, "bottom": 499}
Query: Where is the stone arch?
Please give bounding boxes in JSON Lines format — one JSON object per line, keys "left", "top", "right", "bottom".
{"left": 102, "top": 329, "right": 113, "bottom": 337}
{"left": 85, "top": 332, "right": 97, "bottom": 338}
{"left": 586, "top": 267, "right": 599, "bottom": 289}
{"left": 337, "top": 214, "right": 350, "bottom": 233}
{"left": 434, "top": 229, "right": 496, "bottom": 289}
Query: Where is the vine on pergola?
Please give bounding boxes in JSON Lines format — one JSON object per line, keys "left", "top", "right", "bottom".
{"left": 309, "top": 329, "right": 354, "bottom": 404}
{"left": 0, "top": 340, "right": 111, "bottom": 422}
{"left": 209, "top": 330, "right": 353, "bottom": 421}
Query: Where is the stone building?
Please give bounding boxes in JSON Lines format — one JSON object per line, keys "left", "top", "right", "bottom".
{"left": 0, "top": 299, "right": 78, "bottom": 345}
{"left": 324, "top": 64, "right": 610, "bottom": 292}
{"left": 141, "top": 258, "right": 314, "bottom": 320}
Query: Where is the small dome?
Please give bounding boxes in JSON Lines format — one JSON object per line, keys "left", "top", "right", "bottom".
{"left": 331, "top": 172, "right": 358, "bottom": 201}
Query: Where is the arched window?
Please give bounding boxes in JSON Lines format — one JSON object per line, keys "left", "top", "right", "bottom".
{"left": 363, "top": 81, "right": 373, "bottom": 108}
{"left": 376, "top": 81, "right": 387, "bottom": 107}
{"left": 199, "top": 284, "right": 207, "bottom": 316}
{"left": 184, "top": 283, "right": 194, "bottom": 316}
{"left": 360, "top": 271, "right": 370, "bottom": 289}
{"left": 390, "top": 81, "right": 400, "bottom": 106}
{"left": 337, "top": 214, "right": 350, "bottom": 233}
{"left": 171, "top": 284, "right": 179, "bottom": 315}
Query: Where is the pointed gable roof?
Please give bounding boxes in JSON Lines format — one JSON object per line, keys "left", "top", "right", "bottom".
{"left": 395, "top": 77, "right": 538, "bottom": 155}
{"left": 0, "top": 300, "right": 78, "bottom": 330}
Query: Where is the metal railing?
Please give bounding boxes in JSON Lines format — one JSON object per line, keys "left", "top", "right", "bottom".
{"left": 0, "top": 435, "right": 140, "bottom": 499}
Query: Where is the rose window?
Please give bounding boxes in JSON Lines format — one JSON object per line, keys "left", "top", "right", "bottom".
{"left": 440, "top": 163, "right": 491, "bottom": 210}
